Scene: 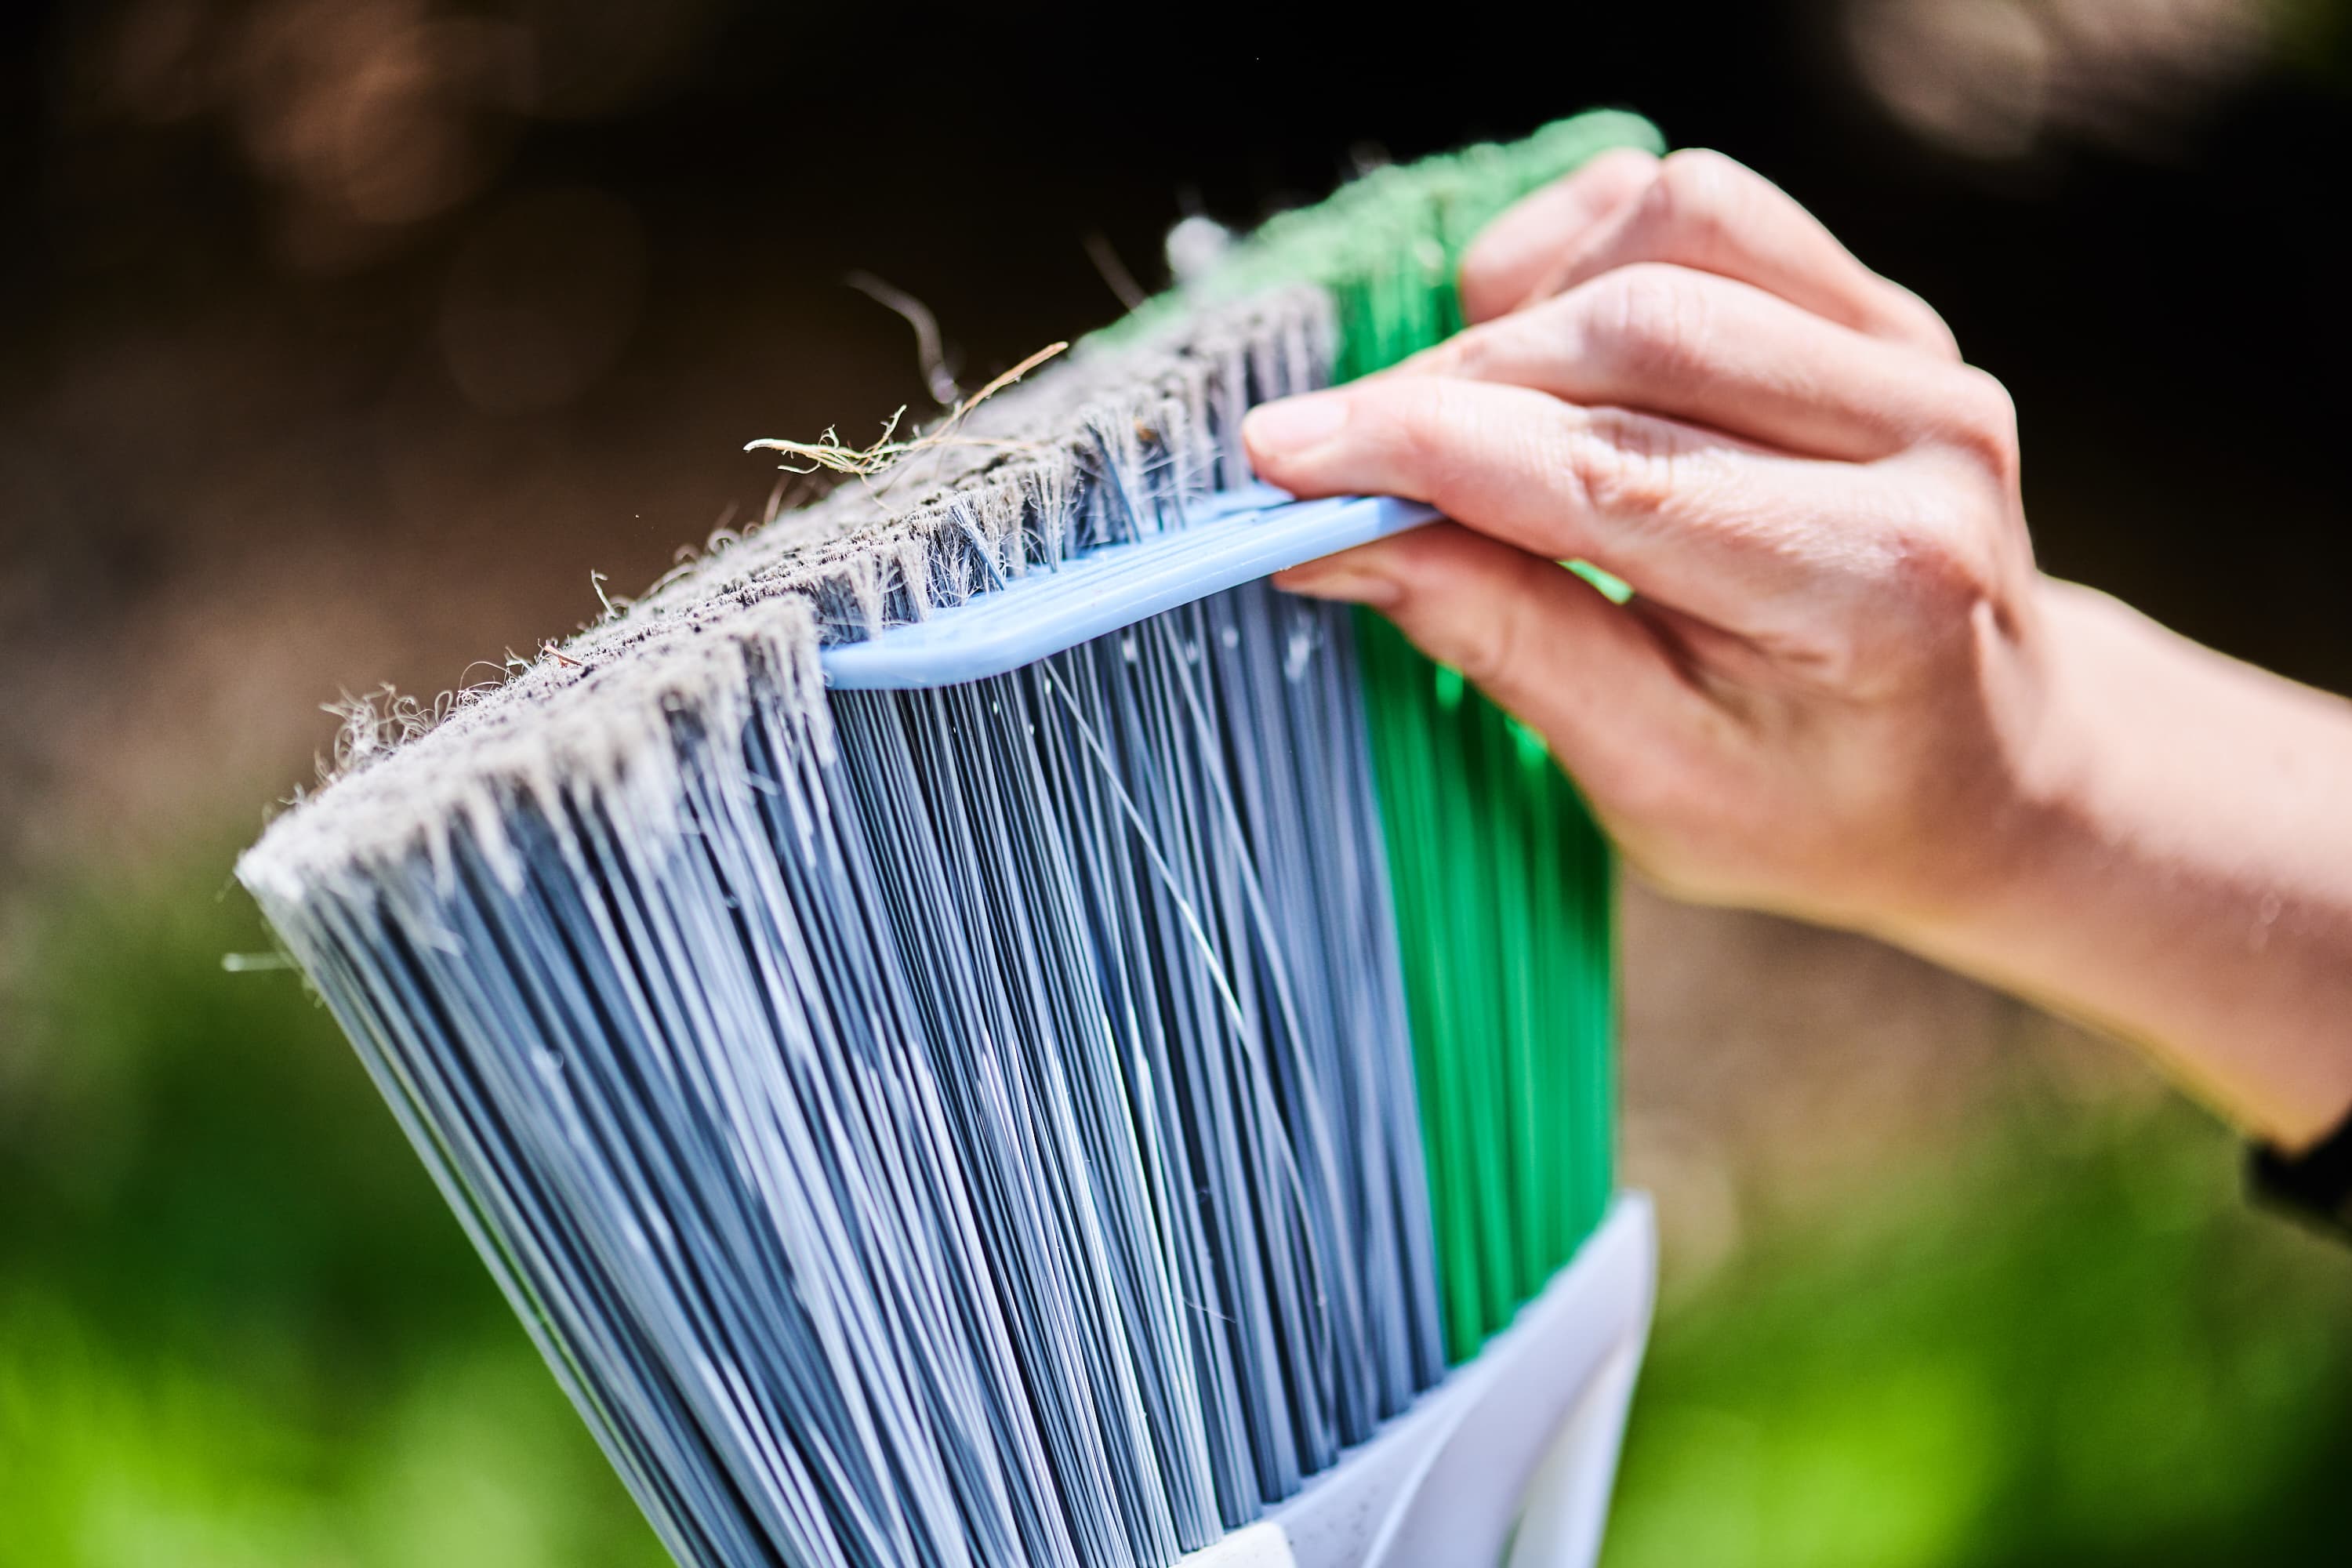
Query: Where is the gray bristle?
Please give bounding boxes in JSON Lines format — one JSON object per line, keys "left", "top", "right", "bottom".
{"left": 238, "top": 282, "right": 1451, "bottom": 1568}
{"left": 243, "top": 286, "right": 1335, "bottom": 896}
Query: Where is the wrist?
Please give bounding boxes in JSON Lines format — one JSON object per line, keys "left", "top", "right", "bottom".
{"left": 1893, "top": 575, "right": 2163, "bottom": 964}
{"left": 1862, "top": 575, "right": 2109, "bottom": 953}
{"left": 1890, "top": 576, "right": 2352, "bottom": 1148}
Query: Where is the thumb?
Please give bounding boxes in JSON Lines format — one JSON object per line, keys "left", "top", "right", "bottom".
{"left": 1275, "top": 522, "right": 1704, "bottom": 809}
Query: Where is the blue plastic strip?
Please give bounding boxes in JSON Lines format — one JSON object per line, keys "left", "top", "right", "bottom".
{"left": 821, "top": 487, "right": 1441, "bottom": 690}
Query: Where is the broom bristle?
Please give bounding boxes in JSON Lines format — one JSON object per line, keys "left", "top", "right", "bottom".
{"left": 241, "top": 110, "right": 1661, "bottom": 1568}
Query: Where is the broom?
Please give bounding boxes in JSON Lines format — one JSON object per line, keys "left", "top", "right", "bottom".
{"left": 238, "top": 108, "right": 1664, "bottom": 1568}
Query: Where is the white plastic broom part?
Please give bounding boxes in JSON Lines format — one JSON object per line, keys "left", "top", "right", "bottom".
{"left": 1178, "top": 1195, "right": 1656, "bottom": 1568}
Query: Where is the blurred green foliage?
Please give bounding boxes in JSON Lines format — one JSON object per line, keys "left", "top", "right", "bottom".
{"left": 1606, "top": 1102, "right": 2352, "bottom": 1566}
{"left": 4, "top": 855, "right": 2348, "bottom": 1566}
{"left": 0, "top": 858, "right": 666, "bottom": 1567}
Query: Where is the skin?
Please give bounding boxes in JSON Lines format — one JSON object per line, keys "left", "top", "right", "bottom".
{"left": 1244, "top": 147, "right": 2352, "bottom": 1154}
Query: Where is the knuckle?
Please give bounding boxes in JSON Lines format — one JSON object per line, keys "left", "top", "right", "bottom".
{"left": 1374, "top": 531, "right": 1533, "bottom": 691}
{"left": 1860, "top": 518, "right": 2005, "bottom": 670}
{"left": 1586, "top": 264, "right": 1713, "bottom": 388}
{"left": 1938, "top": 367, "right": 2021, "bottom": 481}
{"left": 1660, "top": 146, "right": 1744, "bottom": 186}
{"left": 1364, "top": 379, "right": 1471, "bottom": 488}
{"left": 1563, "top": 409, "right": 1681, "bottom": 521}
{"left": 1457, "top": 249, "right": 1509, "bottom": 317}
{"left": 1888, "top": 286, "right": 1963, "bottom": 360}
{"left": 1882, "top": 526, "right": 1984, "bottom": 614}
{"left": 1650, "top": 148, "right": 1748, "bottom": 246}
{"left": 1444, "top": 583, "right": 1530, "bottom": 689}
{"left": 1586, "top": 145, "right": 1665, "bottom": 191}
{"left": 1440, "top": 321, "right": 1502, "bottom": 381}
{"left": 1395, "top": 381, "right": 1459, "bottom": 466}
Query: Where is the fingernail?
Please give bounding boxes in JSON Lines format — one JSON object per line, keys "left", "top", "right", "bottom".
{"left": 1243, "top": 393, "right": 1350, "bottom": 457}
{"left": 1273, "top": 563, "right": 1402, "bottom": 609}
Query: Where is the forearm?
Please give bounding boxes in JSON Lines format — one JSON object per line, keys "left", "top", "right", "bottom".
{"left": 1902, "top": 579, "right": 2352, "bottom": 1151}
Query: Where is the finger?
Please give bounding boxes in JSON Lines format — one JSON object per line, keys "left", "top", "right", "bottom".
{"left": 1458, "top": 147, "right": 1659, "bottom": 325}
{"left": 1404, "top": 263, "right": 1972, "bottom": 462}
{"left": 1243, "top": 376, "right": 1872, "bottom": 626}
{"left": 1273, "top": 522, "right": 1711, "bottom": 804}
{"left": 1522, "top": 148, "right": 1960, "bottom": 360}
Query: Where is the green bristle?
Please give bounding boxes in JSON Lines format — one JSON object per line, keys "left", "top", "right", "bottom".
{"left": 1129, "top": 108, "right": 1661, "bottom": 1359}
{"left": 1359, "top": 616, "right": 1616, "bottom": 1358}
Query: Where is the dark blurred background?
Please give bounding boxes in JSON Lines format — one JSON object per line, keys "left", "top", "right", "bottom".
{"left": 3, "top": 2, "right": 2349, "bottom": 1563}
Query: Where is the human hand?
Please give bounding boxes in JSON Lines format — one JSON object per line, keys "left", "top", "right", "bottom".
{"left": 1245, "top": 148, "right": 2057, "bottom": 941}
{"left": 1247, "top": 147, "right": 2352, "bottom": 1151}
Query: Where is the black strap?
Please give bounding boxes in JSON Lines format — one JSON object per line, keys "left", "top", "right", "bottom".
{"left": 2249, "top": 1109, "right": 2352, "bottom": 1240}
